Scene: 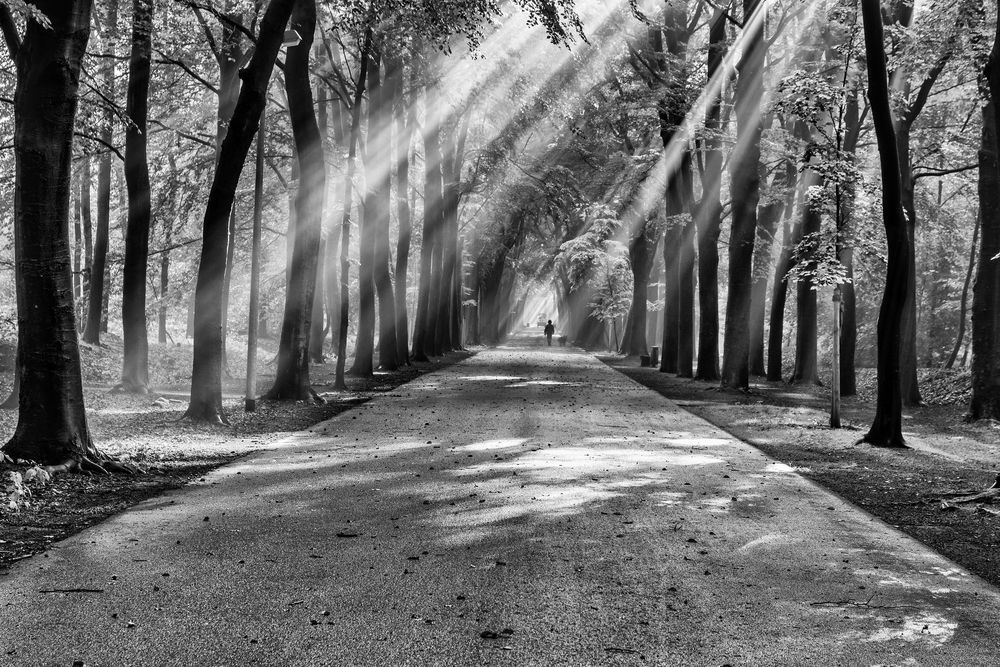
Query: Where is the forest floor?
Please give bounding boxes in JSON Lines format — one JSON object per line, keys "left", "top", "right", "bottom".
{"left": 606, "top": 358, "right": 1000, "bottom": 590}
{"left": 0, "top": 336, "right": 474, "bottom": 569}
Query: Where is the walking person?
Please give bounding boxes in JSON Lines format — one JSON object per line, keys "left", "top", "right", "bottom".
{"left": 544, "top": 320, "right": 555, "bottom": 346}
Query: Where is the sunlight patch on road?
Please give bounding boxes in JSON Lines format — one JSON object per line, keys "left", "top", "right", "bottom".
{"left": 863, "top": 614, "right": 958, "bottom": 645}
{"left": 453, "top": 438, "right": 529, "bottom": 452}
{"left": 736, "top": 533, "right": 797, "bottom": 551}
{"left": 457, "top": 375, "right": 526, "bottom": 382}
{"left": 504, "top": 380, "right": 581, "bottom": 388}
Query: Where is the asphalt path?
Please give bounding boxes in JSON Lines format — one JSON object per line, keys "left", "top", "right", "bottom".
{"left": 2, "top": 334, "right": 1000, "bottom": 666}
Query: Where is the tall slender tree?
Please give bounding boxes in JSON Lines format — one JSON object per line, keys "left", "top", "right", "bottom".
{"left": 721, "top": 0, "right": 765, "bottom": 389}
{"left": 186, "top": 0, "right": 296, "bottom": 423}
{"left": 859, "top": 0, "right": 909, "bottom": 448}
{"left": 118, "top": 0, "right": 154, "bottom": 394}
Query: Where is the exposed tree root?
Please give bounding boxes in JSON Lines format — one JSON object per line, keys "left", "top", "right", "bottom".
{"left": 938, "top": 474, "right": 1000, "bottom": 511}
{"left": 41, "top": 453, "right": 143, "bottom": 477}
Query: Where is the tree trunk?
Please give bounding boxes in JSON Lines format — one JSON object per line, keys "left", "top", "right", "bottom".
{"left": 81, "top": 154, "right": 93, "bottom": 302}
{"left": 387, "top": 52, "right": 411, "bottom": 364}
{"left": 82, "top": 0, "right": 116, "bottom": 347}
{"left": 623, "top": 218, "right": 653, "bottom": 357}
{"left": 413, "top": 83, "right": 444, "bottom": 361}
{"left": 860, "top": 0, "right": 909, "bottom": 447}
{"left": 677, "top": 153, "right": 696, "bottom": 378}
{"left": 309, "top": 73, "right": 327, "bottom": 364}
{"left": 750, "top": 157, "right": 794, "bottom": 376}
{"left": 3, "top": 0, "right": 108, "bottom": 469}
{"left": 265, "top": 0, "right": 324, "bottom": 402}
{"left": 791, "top": 185, "right": 821, "bottom": 384}
{"left": 970, "top": 28, "right": 1000, "bottom": 419}
{"left": 896, "top": 122, "right": 921, "bottom": 405}
{"left": 118, "top": 0, "right": 153, "bottom": 394}
{"left": 721, "top": 0, "right": 764, "bottom": 390}
{"left": 947, "top": 210, "right": 978, "bottom": 369}
{"left": 660, "top": 221, "right": 679, "bottom": 370}
{"left": 369, "top": 45, "right": 399, "bottom": 371}
{"left": 73, "top": 169, "right": 82, "bottom": 302}
{"left": 695, "top": 9, "right": 726, "bottom": 382}
{"left": 186, "top": 0, "right": 296, "bottom": 422}
{"left": 335, "top": 30, "right": 372, "bottom": 389}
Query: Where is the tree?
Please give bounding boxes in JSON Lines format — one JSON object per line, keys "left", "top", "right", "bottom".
{"left": 859, "top": 0, "right": 909, "bottom": 448}
{"left": 721, "top": 0, "right": 765, "bottom": 390}
{"left": 695, "top": 8, "right": 726, "bottom": 382}
{"left": 2, "top": 0, "right": 124, "bottom": 472}
{"left": 970, "top": 11, "right": 1000, "bottom": 421}
{"left": 185, "top": 0, "right": 296, "bottom": 423}
{"left": 83, "top": 0, "right": 117, "bottom": 346}
{"left": 265, "top": 0, "right": 325, "bottom": 402}
{"left": 118, "top": 0, "right": 154, "bottom": 394}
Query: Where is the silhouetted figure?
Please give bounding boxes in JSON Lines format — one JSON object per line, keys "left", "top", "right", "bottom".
{"left": 544, "top": 320, "right": 555, "bottom": 346}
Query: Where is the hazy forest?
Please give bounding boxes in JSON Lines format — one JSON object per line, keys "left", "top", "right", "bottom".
{"left": 4, "top": 0, "right": 1000, "bottom": 660}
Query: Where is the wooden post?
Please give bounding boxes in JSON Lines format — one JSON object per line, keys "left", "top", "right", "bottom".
{"left": 245, "top": 109, "right": 265, "bottom": 412}
{"left": 831, "top": 284, "right": 842, "bottom": 428}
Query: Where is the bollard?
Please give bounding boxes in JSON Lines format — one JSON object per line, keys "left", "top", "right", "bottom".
{"left": 650, "top": 346, "right": 660, "bottom": 368}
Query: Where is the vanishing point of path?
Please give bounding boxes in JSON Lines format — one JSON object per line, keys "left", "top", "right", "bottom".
{"left": 3, "top": 335, "right": 1000, "bottom": 666}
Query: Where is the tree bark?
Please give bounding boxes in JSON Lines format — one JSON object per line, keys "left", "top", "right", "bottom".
{"left": 118, "top": 0, "right": 153, "bottom": 394}
{"left": 695, "top": 9, "right": 726, "bottom": 382}
{"left": 721, "top": 0, "right": 764, "bottom": 390}
{"left": 946, "top": 210, "right": 978, "bottom": 369}
{"left": 82, "top": 0, "right": 116, "bottom": 346}
{"left": 791, "top": 183, "right": 821, "bottom": 384}
{"left": 750, "top": 156, "right": 794, "bottom": 376}
{"left": 369, "top": 44, "right": 399, "bottom": 370}
{"left": 186, "top": 0, "right": 295, "bottom": 422}
{"left": 309, "top": 70, "right": 327, "bottom": 364}
{"left": 970, "top": 23, "right": 1000, "bottom": 419}
{"left": 388, "top": 52, "right": 412, "bottom": 364}
{"left": 413, "top": 81, "right": 444, "bottom": 361}
{"left": 859, "top": 0, "right": 909, "bottom": 447}
{"left": 335, "top": 30, "right": 372, "bottom": 388}
{"left": 623, "top": 218, "right": 654, "bottom": 357}
{"left": 3, "top": 0, "right": 109, "bottom": 469}
{"left": 265, "top": 0, "right": 324, "bottom": 401}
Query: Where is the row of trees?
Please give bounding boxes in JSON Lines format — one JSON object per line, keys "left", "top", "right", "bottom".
{"left": 0, "top": 0, "right": 583, "bottom": 469}
{"left": 2, "top": 0, "right": 1000, "bottom": 471}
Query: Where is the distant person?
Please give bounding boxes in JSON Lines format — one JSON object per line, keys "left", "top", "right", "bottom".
{"left": 544, "top": 320, "right": 555, "bottom": 346}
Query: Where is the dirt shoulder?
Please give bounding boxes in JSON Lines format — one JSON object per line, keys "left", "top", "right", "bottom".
{"left": 604, "top": 357, "right": 1000, "bottom": 589}
{"left": 0, "top": 349, "right": 474, "bottom": 571}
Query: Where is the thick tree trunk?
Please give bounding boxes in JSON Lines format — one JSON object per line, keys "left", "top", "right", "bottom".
{"left": 186, "top": 0, "right": 295, "bottom": 422}
{"left": 623, "top": 219, "right": 653, "bottom": 357}
{"left": 695, "top": 10, "right": 726, "bottom": 382}
{"left": 970, "top": 50, "right": 1000, "bottom": 421}
{"left": 721, "top": 0, "right": 764, "bottom": 390}
{"left": 791, "top": 188, "right": 821, "bottom": 384}
{"left": 265, "top": 0, "right": 324, "bottom": 402}
{"left": 118, "top": 0, "right": 153, "bottom": 394}
{"left": 3, "top": 0, "right": 108, "bottom": 469}
{"left": 82, "top": 0, "right": 116, "bottom": 346}
{"left": 860, "top": 0, "right": 909, "bottom": 447}
{"left": 660, "top": 222, "right": 679, "bottom": 370}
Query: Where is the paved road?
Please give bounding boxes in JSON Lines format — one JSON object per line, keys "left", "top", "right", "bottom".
{"left": 2, "top": 336, "right": 1000, "bottom": 666}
